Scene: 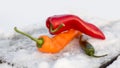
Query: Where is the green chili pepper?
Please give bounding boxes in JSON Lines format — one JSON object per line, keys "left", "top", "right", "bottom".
{"left": 79, "top": 35, "right": 107, "bottom": 58}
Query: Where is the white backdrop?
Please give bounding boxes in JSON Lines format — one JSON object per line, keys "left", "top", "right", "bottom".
{"left": 0, "top": 0, "right": 120, "bottom": 34}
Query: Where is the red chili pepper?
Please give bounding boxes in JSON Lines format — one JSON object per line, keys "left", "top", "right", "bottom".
{"left": 46, "top": 14, "right": 105, "bottom": 40}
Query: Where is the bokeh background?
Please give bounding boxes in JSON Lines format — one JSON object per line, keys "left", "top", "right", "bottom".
{"left": 0, "top": 0, "right": 120, "bottom": 34}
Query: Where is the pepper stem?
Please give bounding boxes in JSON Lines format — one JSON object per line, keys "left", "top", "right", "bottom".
{"left": 14, "top": 27, "right": 44, "bottom": 48}
{"left": 92, "top": 54, "right": 108, "bottom": 58}
{"left": 50, "top": 23, "right": 65, "bottom": 33}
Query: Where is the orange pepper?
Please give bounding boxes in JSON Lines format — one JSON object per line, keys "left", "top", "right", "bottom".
{"left": 14, "top": 27, "right": 81, "bottom": 53}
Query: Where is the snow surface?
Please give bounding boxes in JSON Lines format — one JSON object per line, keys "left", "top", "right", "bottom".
{"left": 107, "top": 56, "right": 120, "bottom": 68}
{"left": 0, "top": 63, "right": 12, "bottom": 68}
{"left": 0, "top": 18, "right": 120, "bottom": 68}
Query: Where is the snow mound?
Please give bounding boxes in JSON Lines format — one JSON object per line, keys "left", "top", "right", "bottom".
{"left": 0, "top": 18, "right": 120, "bottom": 68}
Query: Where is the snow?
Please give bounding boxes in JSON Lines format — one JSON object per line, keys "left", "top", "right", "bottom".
{"left": 0, "top": 63, "right": 12, "bottom": 68}
{"left": 0, "top": 18, "right": 120, "bottom": 68}
{"left": 1, "top": 0, "right": 120, "bottom": 68}
{"left": 107, "top": 56, "right": 120, "bottom": 68}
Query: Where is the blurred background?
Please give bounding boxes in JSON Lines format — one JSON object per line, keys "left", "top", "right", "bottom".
{"left": 0, "top": 0, "right": 120, "bottom": 35}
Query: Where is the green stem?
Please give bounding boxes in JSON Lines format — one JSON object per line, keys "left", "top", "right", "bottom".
{"left": 14, "top": 27, "right": 44, "bottom": 48}
{"left": 92, "top": 54, "right": 108, "bottom": 58}
{"left": 50, "top": 23, "right": 65, "bottom": 33}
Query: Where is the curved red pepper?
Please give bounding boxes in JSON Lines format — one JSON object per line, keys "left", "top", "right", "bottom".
{"left": 46, "top": 14, "right": 105, "bottom": 40}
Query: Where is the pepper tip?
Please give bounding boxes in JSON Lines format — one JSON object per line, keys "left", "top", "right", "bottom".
{"left": 101, "top": 36, "right": 106, "bottom": 40}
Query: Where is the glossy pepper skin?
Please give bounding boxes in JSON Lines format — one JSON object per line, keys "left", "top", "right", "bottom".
{"left": 46, "top": 14, "right": 105, "bottom": 40}
{"left": 14, "top": 27, "right": 81, "bottom": 53}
